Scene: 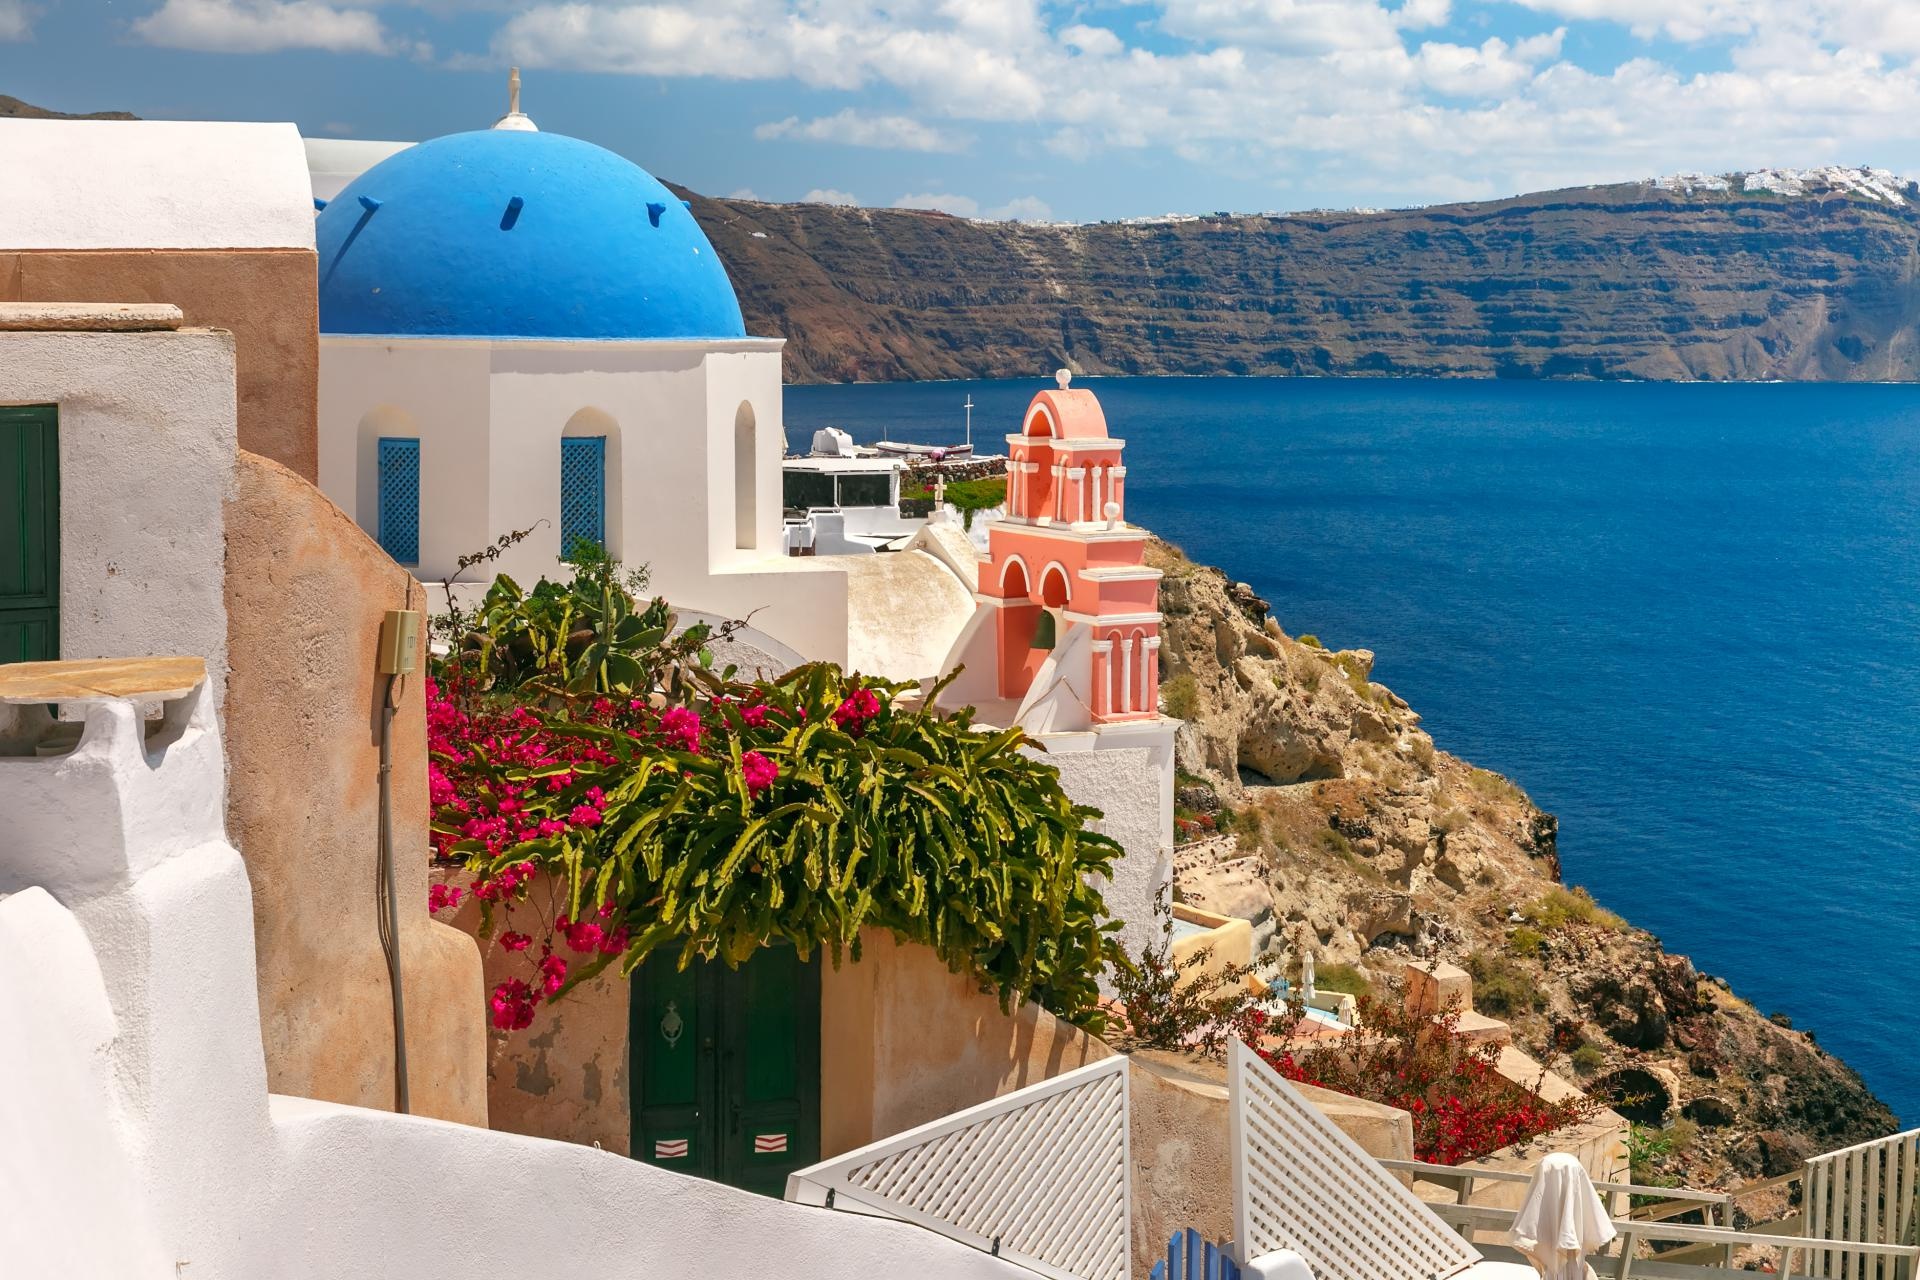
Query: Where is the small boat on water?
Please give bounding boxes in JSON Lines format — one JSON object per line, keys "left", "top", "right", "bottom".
{"left": 872, "top": 439, "right": 973, "bottom": 459}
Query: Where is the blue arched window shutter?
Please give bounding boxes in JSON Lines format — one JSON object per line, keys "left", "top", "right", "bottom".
{"left": 376, "top": 437, "right": 420, "bottom": 565}
{"left": 561, "top": 436, "right": 607, "bottom": 555}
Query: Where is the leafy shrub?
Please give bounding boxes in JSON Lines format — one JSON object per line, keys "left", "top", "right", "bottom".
{"left": 1464, "top": 950, "right": 1544, "bottom": 1017}
{"left": 1524, "top": 886, "right": 1624, "bottom": 932}
{"left": 1313, "top": 962, "right": 1373, "bottom": 1000}
{"left": 1160, "top": 673, "right": 1200, "bottom": 720}
{"left": 1408, "top": 737, "right": 1438, "bottom": 771}
{"left": 1297, "top": 634, "right": 1324, "bottom": 649}
{"left": 1432, "top": 806, "right": 1469, "bottom": 835}
{"left": 1467, "top": 767, "right": 1528, "bottom": 806}
{"left": 1108, "top": 933, "right": 1261, "bottom": 1060}
{"left": 1254, "top": 981, "right": 1601, "bottom": 1164}
{"left": 430, "top": 560, "right": 1125, "bottom": 1032}
{"left": 1571, "top": 1044, "right": 1606, "bottom": 1077}
{"left": 1507, "top": 926, "right": 1546, "bottom": 958}
{"left": 900, "top": 474, "right": 1008, "bottom": 530}
{"left": 1313, "top": 826, "right": 1354, "bottom": 858}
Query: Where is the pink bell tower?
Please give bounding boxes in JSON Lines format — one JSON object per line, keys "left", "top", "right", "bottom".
{"left": 971, "top": 370, "right": 1162, "bottom": 725}
{"left": 934, "top": 369, "right": 1176, "bottom": 966}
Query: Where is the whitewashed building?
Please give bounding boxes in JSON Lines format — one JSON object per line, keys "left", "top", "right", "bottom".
{"left": 312, "top": 101, "right": 844, "bottom": 659}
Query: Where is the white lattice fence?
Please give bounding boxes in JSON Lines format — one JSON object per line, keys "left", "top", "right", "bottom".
{"left": 1227, "top": 1039, "right": 1482, "bottom": 1280}
{"left": 786, "top": 1055, "right": 1131, "bottom": 1280}
{"left": 1805, "top": 1129, "right": 1920, "bottom": 1280}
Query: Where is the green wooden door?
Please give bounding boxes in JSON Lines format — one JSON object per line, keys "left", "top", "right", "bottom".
{"left": 631, "top": 944, "right": 820, "bottom": 1197}
{"left": 0, "top": 406, "right": 58, "bottom": 664}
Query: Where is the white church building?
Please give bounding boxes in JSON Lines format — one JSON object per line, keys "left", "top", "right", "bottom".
{"left": 312, "top": 92, "right": 842, "bottom": 662}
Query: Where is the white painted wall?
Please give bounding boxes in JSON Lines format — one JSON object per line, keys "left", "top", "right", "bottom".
{"left": 1032, "top": 720, "right": 1177, "bottom": 970}
{"left": 0, "top": 120, "right": 315, "bottom": 251}
{"left": 0, "top": 683, "right": 1041, "bottom": 1280}
{"left": 318, "top": 335, "right": 856, "bottom": 662}
{"left": 0, "top": 328, "right": 234, "bottom": 708}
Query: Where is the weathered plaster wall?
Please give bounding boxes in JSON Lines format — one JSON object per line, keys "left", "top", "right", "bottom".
{"left": 470, "top": 918, "right": 1116, "bottom": 1160}
{"left": 0, "top": 251, "right": 319, "bottom": 476}
{"left": 1124, "top": 1051, "right": 1415, "bottom": 1279}
{"left": 225, "top": 449, "right": 486, "bottom": 1124}
{"left": 0, "top": 326, "right": 235, "bottom": 704}
{"left": 1039, "top": 725, "right": 1177, "bottom": 968}
{"left": 450, "top": 872, "right": 635, "bottom": 1153}
{"left": 820, "top": 928, "right": 1117, "bottom": 1155}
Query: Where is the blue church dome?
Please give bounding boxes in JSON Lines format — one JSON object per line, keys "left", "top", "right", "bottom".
{"left": 316, "top": 129, "right": 746, "bottom": 341}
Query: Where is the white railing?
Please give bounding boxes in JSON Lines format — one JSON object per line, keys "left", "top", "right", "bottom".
{"left": 1804, "top": 1129, "right": 1920, "bottom": 1279}
{"left": 785, "top": 1055, "right": 1131, "bottom": 1280}
{"left": 1423, "top": 1193, "right": 1920, "bottom": 1280}
{"left": 1227, "top": 1038, "right": 1483, "bottom": 1280}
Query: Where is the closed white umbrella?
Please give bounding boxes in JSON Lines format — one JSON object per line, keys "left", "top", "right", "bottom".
{"left": 1509, "top": 1152, "right": 1618, "bottom": 1280}
{"left": 1302, "top": 951, "right": 1316, "bottom": 1002}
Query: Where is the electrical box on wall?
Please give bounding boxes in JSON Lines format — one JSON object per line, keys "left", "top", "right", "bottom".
{"left": 377, "top": 609, "right": 421, "bottom": 676}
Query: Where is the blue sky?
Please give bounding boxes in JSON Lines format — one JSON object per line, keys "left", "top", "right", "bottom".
{"left": 6, "top": 1, "right": 1920, "bottom": 222}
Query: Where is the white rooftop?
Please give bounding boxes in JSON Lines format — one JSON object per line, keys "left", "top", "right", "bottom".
{"left": 0, "top": 119, "right": 315, "bottom": 251}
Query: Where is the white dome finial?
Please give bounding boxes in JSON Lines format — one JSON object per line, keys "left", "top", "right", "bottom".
{"left": 493, "top": 67, "right": 539, "bottom": 132}
{"left": 1055, "top": 367, "right": 1072, "bottom": 389}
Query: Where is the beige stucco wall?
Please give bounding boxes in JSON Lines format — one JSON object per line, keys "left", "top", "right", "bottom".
{"left": 820, "top": 928, "right": 1115, "bottom": 1155}
{"left": 225, "top": 450, "right": 485, "bottom": 1124}
{"left": 471, "top": 921, "right": 1116, "bottom": 1159}
{"left": 0, "top": 250, "right": 319, "bottom": 479}
{"left": 1170, "top": 903, "right": 1254, "bottom": 994}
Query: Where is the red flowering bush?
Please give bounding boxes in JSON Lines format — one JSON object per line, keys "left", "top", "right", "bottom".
{"left": 429, "top": 555, "right": 1126, "bottom": 1033}
{"left": 1251, "top": 986, "right": 1600, "bottom": 1165}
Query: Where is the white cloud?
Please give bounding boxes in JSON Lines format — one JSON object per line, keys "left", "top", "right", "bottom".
{"left": 0, "top": 0, "right": 31, "bottom": 41}
{"left": 755, "top": 108, "right": 966, "bottom": 152}
{"left": 1061, "top": 23, "right": 1123, "bottom": 57}
{"left": 893, "top": 191, "right": 980, "bottom": 216}
{"left": 1416, "top": 34, "right": 1560, "bottom": 97}
{"left": 988, "top": 195, "right": 1053, "bottom": 221}
{"left": 133, "top": 0, "right": 393, "bottom": 54}
{"left": 113, "top": 0, "right": 1920, "bottom": 211}
{"left": 1394, "top": 0, "right": 1450, "bottom": 29}
{"left": 801, "top": 188, "right": 860, "bottom": 206}
{"left": 729, "top": 186, "right": 761, "bottom": 199}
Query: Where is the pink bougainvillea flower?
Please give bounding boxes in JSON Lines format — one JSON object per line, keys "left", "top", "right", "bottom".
{"left": 568, "top": 804, "right": 602, "bottom": 828}
{"left": 739, "top": 702, "right": 769, "bottom": 728}
{"left": 562, "top": 920, "right": 604, "bottom": 954}
{"left": 660, "top": 705, "right": 704, "bottom": 753}
{"left": 427, "top": 883, "right": 464, "bottom": 914}
{"left": 741, "top": 750, "right": 778, "bottom": 797}
{"left": 832, "top": 686, "right": 882, "bottom": 733}
{"left": 489, "top": 978, "right": 535, "bottom": 1031}
{"left": 539, "top": 953, "right": 568, "bottom": 998}
{"left": 500, "top": 930, "right": 533, "bottom": 953}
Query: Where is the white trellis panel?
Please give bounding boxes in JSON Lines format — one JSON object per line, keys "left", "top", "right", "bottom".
{"left": 786, "top": 1054, "right": 1130, "bottom": 1280}
{"left": 1228, "top": 1038, "right": 1482, "bottom": 1280}
{"left": 1803, "top": 1128, "right": 1920, "bottom": 1280}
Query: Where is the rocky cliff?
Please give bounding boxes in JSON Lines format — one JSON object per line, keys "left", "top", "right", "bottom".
{"left": 1151, "top": 540, "right": 1894, "bottom": 1193}
{"left": 687, "top": 175, "right": 1920, "bottom": 384}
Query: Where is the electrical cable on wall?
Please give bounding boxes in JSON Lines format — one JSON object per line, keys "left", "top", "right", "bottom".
{"left": 375, "top": 603, "right": 421, "bottom": 1114}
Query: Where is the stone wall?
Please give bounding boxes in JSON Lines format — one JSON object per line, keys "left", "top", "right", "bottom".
{"left": 225, "top": 449, "right": 485, "bottom": 1123}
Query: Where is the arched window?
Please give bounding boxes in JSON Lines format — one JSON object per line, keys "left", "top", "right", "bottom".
{"left": 560, "top": 435, "right": 606, "bottom": 556}
{"left": 376, "top": 436, "right": 420, "bottom": 565}
{"left": 735, "top": 401, "right": 758, "bottom": 550}
{"left": 560, "top": 408, "right": 620, "bottom": 561}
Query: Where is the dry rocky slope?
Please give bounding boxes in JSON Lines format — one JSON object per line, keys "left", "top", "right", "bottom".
{"left": 1149, "top": 539, "right": 1892, "bottom": 1194}
{"left": 685, "top": 179, "right": 1920, "bottom": 384}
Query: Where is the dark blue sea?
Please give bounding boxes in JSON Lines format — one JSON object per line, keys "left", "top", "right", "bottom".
{"left": 786, "top": 376, "right": 1920, "bottom": 1124}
